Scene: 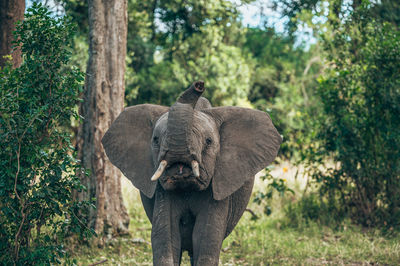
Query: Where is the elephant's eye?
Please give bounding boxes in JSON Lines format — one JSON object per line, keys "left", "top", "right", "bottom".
{"left": 153, "top": 136, "right": 159, "bottom": 146}
{"left": 206, "top": 137, "right": 212, "bottom": 146}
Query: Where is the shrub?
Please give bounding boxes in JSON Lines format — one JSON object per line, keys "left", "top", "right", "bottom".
{"left": 253, "top": 166, "right": 294, "bottom": 216}
{"left": 304, "top": 5, "right": 400, "bottom": 228}
{"left": 0, "top": 3, "right": 93, "bottom": 264}
{"left": 283, "top": 193, "right": 346, "bottom": 229}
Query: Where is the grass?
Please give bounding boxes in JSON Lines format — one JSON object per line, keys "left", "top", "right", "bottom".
{"left": 221, "top": 216, "right": 400, "bottom": 265}
{"left": 68, "top": 164, "right": 400, "bottom": 265}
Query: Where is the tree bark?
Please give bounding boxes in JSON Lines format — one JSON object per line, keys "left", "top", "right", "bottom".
{"left": 0, "top": 0, "right": 25, "bottom": 68}
{"left": 77, "top": 0, "right": 129, "bottom": 239}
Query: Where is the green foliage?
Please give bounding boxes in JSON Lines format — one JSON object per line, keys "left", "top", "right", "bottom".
{"left": 273, "top": 0, "right": 400, "bottom": 36}
{"left": 283, "top": 193, "right": 346, "bottom": 228}
{"left": 303, "top": 2, "right": 400, "bottom": 228}
{"left": 0, "top": 3, "right": 93, "bottom": 264}
{"left": 253, "top": 167, "right": 294, "bottom": 216}
{"left": 54, "top": 0, "right": 89, "bottom": 35}
{"left": 56, "top": 0, "right": 400, "bottom": 231}
{"left": 59, "top": 0, "right": 321, "bottom": 158}
{"left": 243, "top": 26, "right": 322, "bottom": 158}
{"left": 272, "top": 0, "right": 320, "bottom": 36}
{"left": 272, "top": 0, "right": 400, "bottom": 228}
{"left": 126, "top": 0, "right": 253, "bottom": 107}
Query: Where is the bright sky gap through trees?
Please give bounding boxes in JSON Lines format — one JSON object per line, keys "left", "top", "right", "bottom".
{"left": 26, "top": 0, "right": 316, "bottom": 47}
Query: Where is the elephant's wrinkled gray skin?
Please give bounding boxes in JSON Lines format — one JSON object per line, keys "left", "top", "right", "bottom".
{"left": 102, "top": 81, "right": 282, "bottom": 265}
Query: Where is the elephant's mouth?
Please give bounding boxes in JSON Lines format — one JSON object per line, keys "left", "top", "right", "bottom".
{"left": 160, "top": 162, "right": 207, "bottom": 191}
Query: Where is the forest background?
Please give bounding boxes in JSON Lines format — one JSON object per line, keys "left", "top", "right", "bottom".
{"left": 1, "top": 0, "right": 399, "bottom": 265}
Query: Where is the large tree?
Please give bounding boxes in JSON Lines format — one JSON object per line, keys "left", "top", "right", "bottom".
{"left": 77, "top": 0, "right": 130, "bottom": 239}
{"left": 0, "top": 0, "right": 25, "bottom": 68}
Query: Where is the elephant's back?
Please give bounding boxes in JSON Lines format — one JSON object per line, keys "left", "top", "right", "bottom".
{"left": 224, "top": 178, "right": 255, "bottom": 238}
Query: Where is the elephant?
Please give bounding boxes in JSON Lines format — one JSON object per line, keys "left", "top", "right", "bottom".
{"left": 102, "top": 81, "right": 282, "bottom": 265}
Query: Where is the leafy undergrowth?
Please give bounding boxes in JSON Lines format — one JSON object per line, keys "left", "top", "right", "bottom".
{"left": 68, "top": 184, "right": 400, "bottom": 265}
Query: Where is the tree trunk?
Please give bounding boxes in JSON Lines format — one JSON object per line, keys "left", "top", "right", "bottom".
{"left": 77, "top": 0, "right": 129, "bottom": 239}
{"left": 0, "top": 0, "right": 25, "bottom": 68}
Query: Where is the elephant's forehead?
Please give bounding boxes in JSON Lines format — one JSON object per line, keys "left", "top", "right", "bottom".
{"left": 153, "top": 111, "right": 217, "bottom": 136}
{"left": 193, "top": 111, "right": 218, "bottom": 135}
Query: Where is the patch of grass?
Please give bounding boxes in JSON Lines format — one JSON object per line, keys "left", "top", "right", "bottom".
{"left": 221, "top": 213, "right": 400, "bottom": 265}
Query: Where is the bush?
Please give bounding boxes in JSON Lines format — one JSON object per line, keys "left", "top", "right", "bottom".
{"left": 0, "top": 4, "right": 93, "bottom": 264}
{"left": 283, "top": 193, "right": 346, "bottom": 229}
{"left": 304, "top": 5, "right": 400, "bottom": 228}
{"left": 253, "top": 166, "right": 294, "bottom": 216}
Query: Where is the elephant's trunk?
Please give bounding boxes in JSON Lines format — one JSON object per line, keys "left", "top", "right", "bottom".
{"left": 165, "top": 81, "right": 206, "bottom": 160}
{"left": 177, "top": 81, "right": 205, "bottom": 108}
{"left": 150, "top": 82, "right": 206, "bottom": 181}
{"left": 166, "top": 103, "right": 194, "bottom": 159}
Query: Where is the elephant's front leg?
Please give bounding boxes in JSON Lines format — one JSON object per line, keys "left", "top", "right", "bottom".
{"left": 151, "top": 188, "right": 182, "bottom": 266}
{"left": 192, "top": 192, "right": 229, "bottom": 266}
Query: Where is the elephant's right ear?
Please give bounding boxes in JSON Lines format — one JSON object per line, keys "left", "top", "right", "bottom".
{"left": 102, "top": 104, "right": 168, "bottom": 198}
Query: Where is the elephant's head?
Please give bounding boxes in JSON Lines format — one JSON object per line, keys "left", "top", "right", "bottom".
{"left": 102, "top": 81, "right": 282, "bottom": 200}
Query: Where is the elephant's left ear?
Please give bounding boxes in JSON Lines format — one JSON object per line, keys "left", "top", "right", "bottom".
{"left": 101, "top": 104, "right": 169, "bottom": 198}
{"left": 205, "top": 107, "right": 282, "bottom": 201}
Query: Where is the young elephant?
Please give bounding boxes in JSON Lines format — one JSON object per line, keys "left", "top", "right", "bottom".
{"left": 102, "top": 81, "right": 282, "bottom": 265}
